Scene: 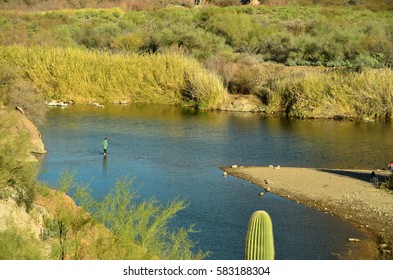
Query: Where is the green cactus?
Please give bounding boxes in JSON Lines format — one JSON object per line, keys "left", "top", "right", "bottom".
{"left": 245, "top": 210, "right": 275, "bottom": 260}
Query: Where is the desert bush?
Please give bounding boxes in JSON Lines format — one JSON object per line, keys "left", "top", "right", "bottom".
{"left": 53, "top": 25, "right": 81, "bottom": 47}
{"left": 200, "top": 8, "right": 256, "bottom": 51}
{"left": 0, "top": 110, "right": 39, "bottom": 210}
{"left": 0, "top": 59, "right": 48, "bottom": 124}
{"left": 156, "top": 25, "right": 230, "bottom": 59}
{"left": 0, "top": 228, "right": 44, "bottom": 260}
{"left": 79, "top": 22, "right": 122, "bottom": 48}
{"left": 1, "top": 5, "right": 392, "bottom": 68}
{"left": 6, "top": 81, "right": 49, "bottom": 125}
{"left": 53, "top": 172, "right": 209, "bottom": 259}
{"left": 111, "top": 32, "right": 145, "bottom": 52}
{"left": 256, "top": 32, "right": 294, "bottom": 63}
{"left": 226, "top": 63, "right": 260, "bottom": 94}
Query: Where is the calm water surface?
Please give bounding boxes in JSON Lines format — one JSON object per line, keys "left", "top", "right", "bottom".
{"left": 38, "top": 104, "right": 393, "bottom": 259}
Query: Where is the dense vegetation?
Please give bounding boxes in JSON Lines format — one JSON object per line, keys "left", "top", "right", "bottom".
{"left": 0, "top": 46, "right": 227, "bottom": 108}
{"left": 1, "top": 0, "right": 392, "bottom": 11}
{"left": 0, "top": 4, "right": 392, "bottom": 68}
{"left": 1, "top": 3, "right": 393, "bottom": 119}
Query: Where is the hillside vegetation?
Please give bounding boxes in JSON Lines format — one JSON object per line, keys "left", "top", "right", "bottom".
{"left": 1, "top": 0, "right": 392, "bottom": 11}
{"left": 0, "top": 4, "right": 392, "bottom": 68}
{"left": 0, "top": 2, "right": 392, "bottom": 121}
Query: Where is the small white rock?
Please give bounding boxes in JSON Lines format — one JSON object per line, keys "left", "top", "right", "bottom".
{"left": 348, "top": 238, "right": 361, "bottom": 242}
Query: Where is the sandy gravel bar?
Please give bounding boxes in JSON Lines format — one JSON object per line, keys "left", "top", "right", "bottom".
{"left": 224, "top": 166, "right": 393, "bottom": 259}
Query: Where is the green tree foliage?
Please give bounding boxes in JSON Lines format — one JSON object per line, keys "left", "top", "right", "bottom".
{"left": 54, "top": 172, "right": 208, "bottom": 259}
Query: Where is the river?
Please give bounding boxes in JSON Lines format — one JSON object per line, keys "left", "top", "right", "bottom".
{"left": 37, "top": 104, "right": 393, "bottom": 259}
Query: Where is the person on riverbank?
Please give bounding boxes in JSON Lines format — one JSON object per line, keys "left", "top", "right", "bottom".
{"left": 102, "top": 137, "right": 108, "bottom": 156}
{"left": 389, "top": 161, "right": 393, "bottom": 171}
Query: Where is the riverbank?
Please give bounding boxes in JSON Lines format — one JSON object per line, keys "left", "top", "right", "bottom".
{"left": 223, "top": 166, "right": 393, "bottom": 260}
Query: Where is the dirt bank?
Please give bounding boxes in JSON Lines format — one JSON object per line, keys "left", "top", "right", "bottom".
{"left": 224, "top": 166, "right": 393, "bottom": 260}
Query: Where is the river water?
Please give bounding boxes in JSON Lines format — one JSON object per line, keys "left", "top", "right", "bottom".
{"left": 37, "top": 104, "right": 393, "bottom": 260}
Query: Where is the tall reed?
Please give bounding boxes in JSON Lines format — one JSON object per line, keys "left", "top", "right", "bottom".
{"left": 0, "top": 46, "right": 227, "bottom": 109}
{"left": 268, "top": 68, "right": 393, "bottom": 120}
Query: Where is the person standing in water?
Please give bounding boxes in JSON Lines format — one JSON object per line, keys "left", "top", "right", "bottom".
{"left": 102, "top": 137, "right": 108, "bottom": 156}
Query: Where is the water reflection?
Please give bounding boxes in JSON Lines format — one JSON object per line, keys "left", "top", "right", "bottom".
{"left": 102, "top": 156, "right": 108, "bottom": 177}
{"left": 37, "top": 104, "right": 393, "bottom": 259}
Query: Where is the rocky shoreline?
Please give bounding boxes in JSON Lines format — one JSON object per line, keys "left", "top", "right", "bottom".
{"left": 223, "top": 165, "right": 393, "bottom": 260}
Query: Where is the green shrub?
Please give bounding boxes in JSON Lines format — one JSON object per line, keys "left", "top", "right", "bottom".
{"left": 0, "top": 228, "right": 44, "bottom": 260}
{"left": 15, "top": 184, "right": 37, "bottom": 213}
{"left": 0, "top": 111, "right": 39, "bottom": 203}
{"left": 111, "top": 32, "right": 145, "bottom": 52}
{"left": 56, "top": 172, "right": 209, "bottom": 260}
{"left": 201, "top": 9, "right": 255, "bottom": 51}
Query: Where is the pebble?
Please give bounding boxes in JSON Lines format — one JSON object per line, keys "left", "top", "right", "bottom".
{"left": 348, "top": 238, "right": 361, "bottom": 242}
{"left": 379, "top": 244, "right": 388, "bottom": 249}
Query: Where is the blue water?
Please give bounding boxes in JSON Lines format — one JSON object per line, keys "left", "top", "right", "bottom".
{"left": 38, "top": 104, "right": 393, "bottom": 259}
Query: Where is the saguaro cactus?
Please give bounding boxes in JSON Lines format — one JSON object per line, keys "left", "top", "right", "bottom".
{"left": 245, "top": 210, "right": 275, "bottom": 260}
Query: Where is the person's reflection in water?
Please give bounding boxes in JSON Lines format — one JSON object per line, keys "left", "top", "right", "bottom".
{"left": 103, "top": 155, "right": 108, "bottom": 177}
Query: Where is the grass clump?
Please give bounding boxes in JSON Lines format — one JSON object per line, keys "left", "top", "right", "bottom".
{"left": 221, "top": 63, "right": 393, "bottom": 121}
